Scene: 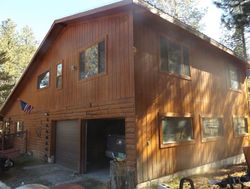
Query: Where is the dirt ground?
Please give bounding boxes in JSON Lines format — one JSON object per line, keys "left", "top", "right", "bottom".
{"left": 1, "top": 155, "right": 250, "bottom": 189}
{"left": 161, "top": 163, "right": 250, "bottom": 189}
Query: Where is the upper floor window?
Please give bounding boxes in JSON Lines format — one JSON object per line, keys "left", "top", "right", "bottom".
{"left": 160, "top": 37, "right": 190, "bottom": 77}
{"left": 233, "top": 117, "right": 248, "bottom": 136}
{"left": 56, "top": 63, "right": 63, "bottom": 89}
{"left": 201, "top": 117, "right": 223, "bottom": 140}
{"left": 229, "top": 65, "right": 241, "bottom": 90}
{"left": 79, "top": 40, "right": 105, "bottom": 79}
{"left": 37, "top": 71, "right": 50, "bottom": 89}
{"left": 160, "top": 116, "right": 193, "bottom": 145}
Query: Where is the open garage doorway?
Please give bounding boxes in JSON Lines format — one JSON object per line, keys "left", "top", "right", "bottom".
{"left": 84, "top": 118, "right": 125, "bottom": 173}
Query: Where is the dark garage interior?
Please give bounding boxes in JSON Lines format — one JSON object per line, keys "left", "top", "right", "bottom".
{"left": 86, "top": 118, "right": 125, "bottom": 172}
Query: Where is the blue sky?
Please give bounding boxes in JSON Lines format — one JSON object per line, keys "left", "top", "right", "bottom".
{"left": 0, "top": 0, "right": 222, "bottom": 44}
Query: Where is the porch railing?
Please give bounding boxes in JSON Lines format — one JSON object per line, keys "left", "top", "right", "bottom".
{"left": 0, "top": 130, "right": 27, "bottom": 152}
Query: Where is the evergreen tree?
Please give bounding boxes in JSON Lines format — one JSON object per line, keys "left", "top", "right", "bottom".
{"left": 0, "top": 19, "right": 19, "bottom": 78}
{"left": 214, "top": 0, "right": 250, "bottom": 59}
{"left": 219, "top": 25, "right": 247, "bottom": 58}
{"left": 0, "top": 51, "right": 14, "bottom": 106}
{"left": 17, "top": 26, "right": 37, "bottom": 73}
{"left": 144, "top": 0, "right": 207, "bottom": 30}
{"left": 0, "top": 19, "right": 38, "bottom": 106}
{"left": 0, "top": 19, "right": 38, "bottom": 79}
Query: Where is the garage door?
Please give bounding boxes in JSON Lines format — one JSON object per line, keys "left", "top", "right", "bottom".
{"left": 56, "top": 120, "right": 80, "bottom": 171}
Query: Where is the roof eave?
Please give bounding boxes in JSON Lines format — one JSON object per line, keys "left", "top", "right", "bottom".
{"left": 133, "top": 0, "right": 249, "bottom": 67}
{"left": 55, "top": 0, "right": 133, "bottom": 24}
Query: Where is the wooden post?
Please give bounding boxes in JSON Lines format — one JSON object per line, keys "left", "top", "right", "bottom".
{"left": 1, "top": 133, "right": 4, "bottom": 151}
{"left": 50, "top": 121, "right": 56, "bottom": 162}
{"left": 80, "top": 120, "right": 87, "bottom": 173}
{"left": 25, "top": 130, "right": 28, "bottom": 153}
{"left": 2, "top": 122, "right": 5, "bottom": 151}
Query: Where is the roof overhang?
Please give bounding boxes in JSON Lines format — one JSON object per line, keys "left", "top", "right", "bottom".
{"left": 132, "top": 0, "right": 250, "bottom": 68}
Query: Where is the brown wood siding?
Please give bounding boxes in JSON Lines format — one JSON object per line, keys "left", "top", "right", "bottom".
{"left": 3, "top": 11, "right": 136, "bottom": 170}
{"left": 56, "top": 120, "right": 80, "bottom": 170}
{"left": 3, "top": 6, "right": 249, "bottom": 185}
{"left": 4, "top": 12, "right": 134, "bottom": 115}
{"left": 134, "top": 15, "right": 249, "bottom": 183}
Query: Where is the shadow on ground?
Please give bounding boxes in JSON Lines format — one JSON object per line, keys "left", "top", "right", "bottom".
{"left": 0, "top": 155, "right": 110, "bottom": 189}
{"left": 164, "top": 163, "right": 249, "bottom": 189}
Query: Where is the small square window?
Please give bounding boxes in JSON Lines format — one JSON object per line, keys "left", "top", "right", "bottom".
{"left": 201, "top": 117, "right": 223, "bottom": 140}
{"left": 56, "top": 63, "right": 63, "bottom": 89}
{"left": 79, "top": 40, "right": 105, "bottom": 79}
{"left": 233, "top": 117, "right": 248, "bottom": 136}
{"left": 160, "top": 116, "right": 193, "bottom": 145}
{"left": 37, "top": 71, "right": 50, "bottom": 89}
{"left": 160, "top": 37, "right": 190, "bottom": 77}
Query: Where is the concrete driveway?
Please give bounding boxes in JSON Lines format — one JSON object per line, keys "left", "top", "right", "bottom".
{"left": 0, "top": 155, "right": 110, "bottom": 189}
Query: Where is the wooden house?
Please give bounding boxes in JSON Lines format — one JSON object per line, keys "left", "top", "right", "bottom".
{"left": 1, "top": 0, "right": 250, "bottom": 187}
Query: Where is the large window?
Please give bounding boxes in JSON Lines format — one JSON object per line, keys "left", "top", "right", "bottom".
{"left": 160, "top": 116, "right": 193, "bottom": 145}
{"left": 233, "top": 117, "right": 248, "bottom": 136}
{"left": 201, "top": 117, "right": 223, "bottom": 140}
{"left": 160, "top": 37, "right": 190, "bottom": 77}
{"left": 37, "top": 71, "right": 50, "bottom": 89}
{"left": 229, "top": 65, "right": 241, "bottom": 90}
{"left": 56, "top": 63, "right": 63, "bottom": 89}
{"left": 79, "top": 40, "right": 106, "bottom": 79}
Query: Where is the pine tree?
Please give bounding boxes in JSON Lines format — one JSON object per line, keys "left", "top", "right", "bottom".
{"left": 0, "top": 19, "right": 38, "bottom": 79}
{"left": 144, "top": 0, "right": 207, "bottom": 30}
{"left": 0, "top": 52, "right": 14, "bottom": 106}
{"left": 0, "top": 19, "right": 38, "bottom": 106}
{"left": 214, "top": 0, "right": 250, "bottom": 59}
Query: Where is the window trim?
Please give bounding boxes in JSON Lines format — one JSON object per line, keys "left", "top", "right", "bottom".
{"left": 200, "top": 114, "right": 224, "bottom": 142}
{"left": 228, "top": 64, "right": 242, "bottom": 92}
{"left": 78, "top": 36, "right": 108, "bottom": 82}
{"left": 232, "top": 115, "right": 248, "bottom": 137}
{"left": 56, "top": 61, "right": 63, "bottom": 90}
{"left": 37, "top": 70, "right": 50, "bottom": 90}
{"left": 159, "top": 113, "right": 195, "bottom": 148}
{"left": 159, "top": 35, "right": 191, "bottom": 80}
